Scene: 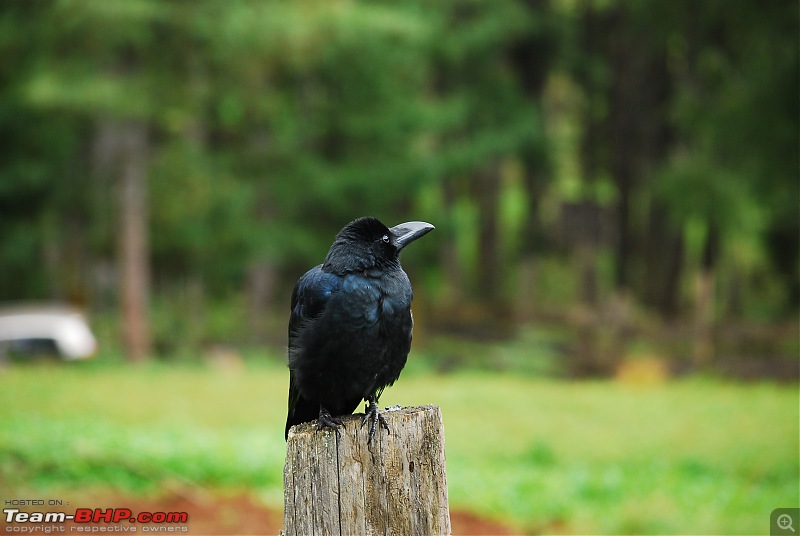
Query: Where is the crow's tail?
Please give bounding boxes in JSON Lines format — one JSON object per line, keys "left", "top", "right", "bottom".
{"left": 285, "top": 373, "right": 319, "bottom": 440}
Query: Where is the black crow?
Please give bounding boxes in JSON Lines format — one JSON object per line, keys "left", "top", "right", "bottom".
{"left": 285, "top": 217, "right": 434, "bottom": 443}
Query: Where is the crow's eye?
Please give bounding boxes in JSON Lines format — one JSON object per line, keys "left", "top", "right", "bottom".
{"left": 381, "top": 234, "right": 390, "bottom": 244}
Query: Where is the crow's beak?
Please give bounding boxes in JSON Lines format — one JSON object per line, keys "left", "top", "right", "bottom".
{"left": 390, "top": 221, "right": 435, "bottom": 251}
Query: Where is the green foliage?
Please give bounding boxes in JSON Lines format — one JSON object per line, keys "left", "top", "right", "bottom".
{"left": 0, "top": 0, "right": 796, "bottom": 350}
{"left": 654, "top": 0, "right": 798, "bottom": 252}
{"left": 0, "top": 363, "right": 796, "bottom": 533}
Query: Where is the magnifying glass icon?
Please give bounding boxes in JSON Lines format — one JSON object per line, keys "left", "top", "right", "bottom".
{"left": 778, "top": 513, "right": 796, "bottom": 533}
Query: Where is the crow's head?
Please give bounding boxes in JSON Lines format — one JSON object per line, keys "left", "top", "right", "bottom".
{"left": 322, "top": 216, "right": 434, "bottom": 274}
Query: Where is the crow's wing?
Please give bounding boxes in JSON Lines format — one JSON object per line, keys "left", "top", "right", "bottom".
{"left": 287, "top": 265, "right": 343, "bottom": 347}
{"left": 285, "top": 265, "right": 342, "bottom": 438}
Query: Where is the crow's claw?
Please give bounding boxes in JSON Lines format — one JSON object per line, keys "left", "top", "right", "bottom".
{"left": 360, "top": 399, "right": 390, "bottom": 444}
{"left": 316, "top": 406, "right": 344, "bottom": 437}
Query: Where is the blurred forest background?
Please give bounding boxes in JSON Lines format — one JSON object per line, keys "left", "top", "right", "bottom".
{"left": 1, "top": 0, "right": 797, "bottom": 378}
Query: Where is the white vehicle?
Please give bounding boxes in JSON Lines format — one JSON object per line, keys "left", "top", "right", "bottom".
{"left": 0, "top": 305, "right": 97, "bottom": 361}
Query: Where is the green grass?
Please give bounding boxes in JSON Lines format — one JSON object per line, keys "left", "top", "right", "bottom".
{"left": 387, "top": 373, "right": 799, "bottom": 533}
{"left": 0, "top": 359, "right": 797, "bottom": 534}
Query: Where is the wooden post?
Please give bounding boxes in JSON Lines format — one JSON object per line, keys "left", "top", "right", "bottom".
{"left": 283, "top": 405, "right": 451, "bottom": 535}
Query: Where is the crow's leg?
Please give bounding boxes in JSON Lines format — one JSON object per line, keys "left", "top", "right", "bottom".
{"left": 360, "top": 396, "right": 390, "bottom": 444}
{"left": 317, "top": 406, "right": 344, "bottom": 436}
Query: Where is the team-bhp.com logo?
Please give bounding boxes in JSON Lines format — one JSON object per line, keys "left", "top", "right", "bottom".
{"left": 4, "top": 507, "right": 189, "bottom": 532}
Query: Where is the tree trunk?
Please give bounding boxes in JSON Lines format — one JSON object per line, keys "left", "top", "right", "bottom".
{"left": 475, "top": 161, "right": 502, "bottom": 305}
{"left": 644, "top": 203, "right": 685, "bottom": 318}
{"left": 693, "top": 224, "right": 719, "bottom": 366}
{"left": 283, "top": 405, "right": 451, "bottom": 536}
{"left": 439, "top": 179, "right": 465, "bottom": 307}
{"left": 117, "top": 120, "right": 151, "bottom": 362}
{"left": 247, "top": 259, "right": 277, "bottom": 342}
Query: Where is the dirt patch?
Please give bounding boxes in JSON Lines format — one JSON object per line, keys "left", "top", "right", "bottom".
{"left": 449, "top": 509, "right": 522, "bottom": 535}
{"left": 4, "top": 490, "right": 283, "bottom": 536}
{"left": 3, "top": 489, "right": 520, "bottom": 535}
{"left": 104, "top": 491, "right": 282, "bottom": 535}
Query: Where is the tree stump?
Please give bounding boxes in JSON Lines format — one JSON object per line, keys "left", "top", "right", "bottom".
{"left": 283, "top": 404, "right": 451, "bottom": 535}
